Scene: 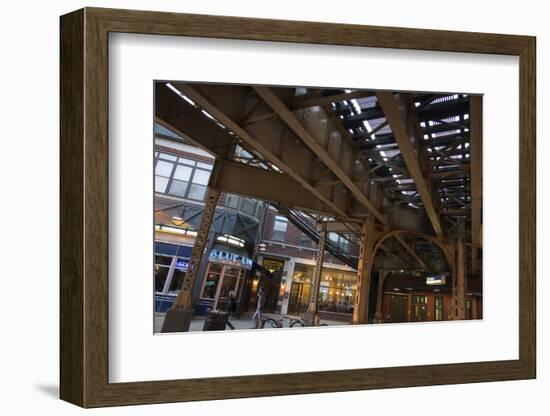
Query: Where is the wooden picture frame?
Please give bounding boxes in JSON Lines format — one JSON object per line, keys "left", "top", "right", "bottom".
{"left": 60, "top": 7, "right": 536, "bottom": 408}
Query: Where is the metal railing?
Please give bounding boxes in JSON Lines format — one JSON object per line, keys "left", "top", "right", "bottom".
{"left": 271, "top": 203, "right": 358, "bottom": 270}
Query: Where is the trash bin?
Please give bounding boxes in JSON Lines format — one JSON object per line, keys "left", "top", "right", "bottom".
{"left": 202, "top": 310, "right": 229, "bottom": 331}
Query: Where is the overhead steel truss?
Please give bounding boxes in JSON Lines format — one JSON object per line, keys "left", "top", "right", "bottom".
{"left": 155, "top": 81, "right": 480, "bottom": 274}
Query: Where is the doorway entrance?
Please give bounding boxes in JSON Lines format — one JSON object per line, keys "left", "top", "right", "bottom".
{"left": 288, "top": 281, "right": 310, "bottom": 315}
{"left": 412, "top": 295, "right": 428, "bottom": 321}
{"left": 259, "top": 258, "right": 284, "bottom": 313}
{"left": 388, "top": 294, "right": 408, "bottom": 323}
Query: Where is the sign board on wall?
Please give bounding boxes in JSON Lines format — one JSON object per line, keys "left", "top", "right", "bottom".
{"left": 208, "top": 249, "right": 253, "bottom": 269}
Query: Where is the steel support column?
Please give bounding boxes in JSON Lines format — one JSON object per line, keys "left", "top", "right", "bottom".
{"left": 407, "top": 293, "right": 413, "bottom": 322}
{"left": 161, "top": 187, "right": 221, "bottom": 332}
{"left": 470, "top": 95, "right": 482, "bottom": 274}
{"left": 453, "top": 237, "right": 467, "bottom": 320}
{"left": 304, "top": 223, "right": 327, "bottom": 326}
{"left": 376, "top": 92, "right": 443, "bottom": 237}
{"left": 353, "top": 217, "right": 376, "bottom": 324}
{"left": 471, "top": 296, "right": 479, "bottom": 319}
{"left": 374, "top": 270, "right": 388, "bottom": 323}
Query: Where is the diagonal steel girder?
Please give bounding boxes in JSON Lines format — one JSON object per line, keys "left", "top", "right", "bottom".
{"left": 158, "top": 82, "right": 429, "bottom": 270}
{"left": 253, "top": 86, "right": 428, "bottom": 271}
{"left": 156, "top": 83, "right": 344, "bottom": 216}
{"left": 469, "top": 95, "right": 482, "bottom": 273}
{"left": 171, "top": 83, "right": 364, "bottom": 228}
{"left": 376, "top": 91, "right": 444, "bottom": 238}
{"left": 253, "top": 86, "right": 387, "bottom": 224}
{"left": 292, "top": 90, "right": 374, "bottom": 110}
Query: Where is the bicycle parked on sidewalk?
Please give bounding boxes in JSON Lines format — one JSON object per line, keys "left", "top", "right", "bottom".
{"left": 260, "top": 317, "right": 283, "bottom": 328}
{"left": 260, "top": 315, "right": 328, "bottom": 328}
{"left": 286, "top": 316, "right": 328, "bottom": 327}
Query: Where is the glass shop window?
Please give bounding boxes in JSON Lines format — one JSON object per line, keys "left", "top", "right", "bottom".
{"left": 217, "top": 266, "right": 242, "bottom": 303}
{"left": 154, "top": 255, "right": 173, "bottom": 292}
{"left": 168, "top": 257, "right": 188, "bottom": 292}
{"left": 318, "top": 271, "right": 357, "bottom": 314}
{"left": 201, "top": 263, "right": 223, "bottom": 299}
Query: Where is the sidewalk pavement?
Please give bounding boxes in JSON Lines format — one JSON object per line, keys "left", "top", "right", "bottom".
{"left": 154, "top": 312, "right": 349, "bottom": 333}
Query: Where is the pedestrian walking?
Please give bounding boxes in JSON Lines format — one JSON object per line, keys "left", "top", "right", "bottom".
{"left": 251, "top": 286, "right": 265, "bottom": 328}
{"left": 225, "top": 290, "right": 237, "bottom": 330}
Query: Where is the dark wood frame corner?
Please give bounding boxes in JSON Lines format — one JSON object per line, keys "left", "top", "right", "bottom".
{"left": 60, "top": 7, "right": 536, "bottom": 408}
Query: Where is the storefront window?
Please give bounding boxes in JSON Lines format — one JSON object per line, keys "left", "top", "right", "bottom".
{"left": 217, "top": 266, "right": 241, "bottom": 304}
{"left": 168, "top": 257, "right": 188, "bottom": 292}
{"left": 201, "top": 263, "right": 223, "bottom": 299}
{"left": 169, "top": 269, "right": 185, "bottom": 292}
{"left": 287, "top": 265, "right": 357, "bottom": 316}
{"left": 200, "top": 263, "right": 246, "bottom": 309}
{"left": 318, "top": 271, "right": 356, "bottom": 314}
{"left": 154, "top": 255, "right": 173, "bottom": 292}
{"left": 153, "top": 242, "right": 192, "bottom": 295}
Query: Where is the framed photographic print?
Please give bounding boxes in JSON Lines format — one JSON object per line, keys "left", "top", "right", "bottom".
{"left": 60, "top": 7, "right": 536, "bottom": 408}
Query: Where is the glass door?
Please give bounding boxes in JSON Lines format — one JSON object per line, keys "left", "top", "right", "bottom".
{"left": 288, "top": 282, "right": 311, "bottom": 315}
{"left": 214, "top": 266, "right": 242, "bottom": 310}
{"left": 412, "top": 295, "right": 428, "bottom": 321}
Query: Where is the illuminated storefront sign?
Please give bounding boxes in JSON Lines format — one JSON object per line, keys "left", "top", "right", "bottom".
{"left": 175, "top": 259, "right": 188, "bottom": 271}
{"left": 208, "top": 249, "right": 253, "bottom": 269}
{"left": 426, "top": 275, "right": 446, "bottom": 285}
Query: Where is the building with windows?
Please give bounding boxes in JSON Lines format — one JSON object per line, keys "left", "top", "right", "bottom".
{"left": 255, "top": 207, "right": 482, "bottom": 324}
{"left": 153, "top": 124, "right": 267, "bottom": 316}
{"left": 257, "top": 208, "right": 360, "bottom": 321}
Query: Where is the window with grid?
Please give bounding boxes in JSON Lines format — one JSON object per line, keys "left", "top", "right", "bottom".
{"left": 154, "top": 152, "right": 213, "bottom": 200}
{"left": 272, "top": 215, "right": 288, "bottom": 242}
{"left": 154, "top": 153, "right": 177, "bottom": 193}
